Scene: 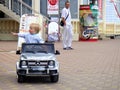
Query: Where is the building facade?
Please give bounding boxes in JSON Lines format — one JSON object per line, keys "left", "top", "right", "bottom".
{"left": 0, "top": 0, "right": 120, "bottom": 40}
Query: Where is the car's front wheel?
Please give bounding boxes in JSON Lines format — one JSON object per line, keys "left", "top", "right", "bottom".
{"left": 18, "top": 75, "right": 25, "bottom": 83}
{"left": 50, "top": 75, "right": 59, "bottom": 83}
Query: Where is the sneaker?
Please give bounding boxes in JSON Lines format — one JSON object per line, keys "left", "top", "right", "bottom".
{"left": 63, "top": 47, "right": 70, "bottom": 50}
{"left": 63, "top": 48, "right": 67, "bottom": 50}
{"left": 68, "top": 47, "right": 73, "bottom": 50}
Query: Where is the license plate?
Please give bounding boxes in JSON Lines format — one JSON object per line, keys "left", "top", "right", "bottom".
{"left": 32, "top": 67, "right": 45, "bottom": 71}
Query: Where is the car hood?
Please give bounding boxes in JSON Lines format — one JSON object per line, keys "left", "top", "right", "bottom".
{"left": 20, "top": 53, "right": 56, "bottom": 61}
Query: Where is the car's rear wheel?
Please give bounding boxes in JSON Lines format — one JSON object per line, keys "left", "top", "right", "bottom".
{"left": 50, "top": 75, "right": 59, "bottom": 83}
{"left": 18, "top": 75, "right": 25, "bottom": 83}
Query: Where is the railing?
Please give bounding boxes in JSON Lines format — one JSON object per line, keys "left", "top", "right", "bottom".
{"left": 0, "top": 0, "right": 31, "bottom": 16}
{"left": 0, "top": 0, "right": 50, "bottom": 21}
{"left": 0, "top": 0, "right": 51, "bottom": 40}
{"left": 98, "top": 22, "right": 120, "bottom": 36}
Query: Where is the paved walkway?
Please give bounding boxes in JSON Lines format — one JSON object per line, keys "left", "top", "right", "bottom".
{"left": 0, "top": 40, "right": 120, "bottom": 90}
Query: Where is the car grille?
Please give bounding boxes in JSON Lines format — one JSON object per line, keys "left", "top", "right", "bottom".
{"left": 29, "top": 70, "right": 47, "bottom": 74}
{"left": 28, "top": 61, "right": 48, "bottom": 66}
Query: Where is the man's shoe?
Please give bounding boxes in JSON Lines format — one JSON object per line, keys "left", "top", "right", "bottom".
{"left": 63, "top": 48, "right": 67, "bottom": 50}
{"left": 63, "top": 48, "right": 70, "bottom": 50}
{"left": 68, "top": 47, "right": 73, "bottom": 50}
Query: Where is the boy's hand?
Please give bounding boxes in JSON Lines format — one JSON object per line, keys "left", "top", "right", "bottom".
{"left": 11, "top": 32, "right": 18, "bottom": 36}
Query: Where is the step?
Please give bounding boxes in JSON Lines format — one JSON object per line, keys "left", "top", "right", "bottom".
{"left": 0, "top": 4, "right": 20, "bottom": 23}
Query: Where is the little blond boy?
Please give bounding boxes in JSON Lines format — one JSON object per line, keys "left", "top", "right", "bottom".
{"left": 12, "top": 23, "right": 44, "bottom": 43}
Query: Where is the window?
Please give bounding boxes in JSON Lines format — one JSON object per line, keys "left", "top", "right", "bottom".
{"left": 83, "top": 0, "right": 89, "bottom": 4}
{"left": 106, "top": 0, "right": 120, "bottom": 22}
{"left": 116, "top": 0, "right": 120, "bottom": 18}
{"left": 23, "top": 0, "right": 32, "bottom": 6}
{"left": 70, "top": 0, "right": 78, "bottom": 19}
{"left": 40, "top": 0, "right": 47, "bottom": 16}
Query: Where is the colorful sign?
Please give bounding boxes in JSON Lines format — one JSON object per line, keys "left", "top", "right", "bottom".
{"left": 79, "top": 5, "right": 98, "bottom": 41}
{"left": 47, "top": 0, "right": 59, "bottom": 15}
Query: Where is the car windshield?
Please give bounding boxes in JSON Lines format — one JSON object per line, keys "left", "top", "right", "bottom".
{"left": 21, "top": 43, "right": 55, "bottom": 54}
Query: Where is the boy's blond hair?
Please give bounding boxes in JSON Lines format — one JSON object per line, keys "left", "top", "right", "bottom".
{"left": 30, "top": 23, "right": 40, "bottom": 33}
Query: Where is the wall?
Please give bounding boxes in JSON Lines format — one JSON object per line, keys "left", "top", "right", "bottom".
{"left": 98, "top": 0, "right": 120, "bottom": 37}
{"left": 0, "top": 19, "right": 19, "bottom": 40}
{"left": 99, "top": 22, "right": 120, "bottom": 36}
{"left": 32, "top": 0, "right": 40, "bottom": 13}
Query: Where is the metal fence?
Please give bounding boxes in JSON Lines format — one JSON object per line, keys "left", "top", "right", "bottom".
{"left": 0, "top": 0, "right": 50, "bottom": 21}
{"left": 0, "top": 0, "right": 31, "bottom": 16}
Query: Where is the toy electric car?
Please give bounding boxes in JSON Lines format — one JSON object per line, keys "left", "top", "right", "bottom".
{"left": 16, "top": 43, "right": 60, "bottom": 83}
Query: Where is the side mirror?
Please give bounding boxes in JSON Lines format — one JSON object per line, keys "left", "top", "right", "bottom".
{"left": 55, "top": 50, "right": 60, "bottom": 55}
{"left": 16, "top": 50, "right": 21, "bottom": 55}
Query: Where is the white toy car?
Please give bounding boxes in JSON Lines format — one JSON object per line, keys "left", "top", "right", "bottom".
{"left": 16, "top": 43, "right": 60, "bottom": 83}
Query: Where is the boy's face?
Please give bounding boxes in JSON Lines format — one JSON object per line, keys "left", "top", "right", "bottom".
{"left": 29, "top": 27, "right": 36, "bottom": 34}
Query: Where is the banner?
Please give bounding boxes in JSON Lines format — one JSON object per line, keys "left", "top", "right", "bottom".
{"left": 79, "top": 5, "right": 98, "bottom": 41}
{"left": 47, "top": 0, "right": 59, "bottom": 15}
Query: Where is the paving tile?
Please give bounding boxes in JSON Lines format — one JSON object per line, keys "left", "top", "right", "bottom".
{"left": 0, "top": 40, "right": 120, "bottom": 90}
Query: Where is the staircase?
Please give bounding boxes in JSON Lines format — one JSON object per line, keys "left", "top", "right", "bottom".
{"left": 0, "top": 0, "right": 33, "bottom": 40}
{"left": 0, "top": 0, "right": 34, "bottom": 23}
{"left": 0, "top": 4, "right": 20, "bottom": 22}
{"left": 0, "top": 0, "right": 50, "bottom": 40}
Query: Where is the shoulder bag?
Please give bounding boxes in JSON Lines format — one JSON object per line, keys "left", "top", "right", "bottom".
{"left": 60, "top": 13, "right": 69, "bottom": 26}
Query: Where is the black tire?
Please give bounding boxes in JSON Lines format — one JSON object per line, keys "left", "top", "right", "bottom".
{"left": 50, "top": 75, "right": 59, "bottom": 83}
{"left": 18, "top": 75, "right": 25, "bottom": 83}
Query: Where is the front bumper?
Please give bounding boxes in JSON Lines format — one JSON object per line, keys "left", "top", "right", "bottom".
{"left": 16, "top": 62, "right": 59, "bottom": 76}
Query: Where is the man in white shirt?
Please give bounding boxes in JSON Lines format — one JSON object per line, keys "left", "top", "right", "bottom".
{"left": 61, "top": 0, "right": 73, "bottom": 50}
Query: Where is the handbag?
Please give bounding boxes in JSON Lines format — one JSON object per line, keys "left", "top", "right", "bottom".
{"left": 60, "top": 13, "right": 69, "bottom": 26}
{"left": 60, "top": 21, "right": 64, "bottom": 26}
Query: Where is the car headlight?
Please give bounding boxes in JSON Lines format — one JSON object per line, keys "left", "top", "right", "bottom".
{"left": 48, "top": 60, "right": 55, "bottom": 66}
{"left": 21, "top": 61, "right": 27, "bottom": 66}
{"left": 20, "top": 61, "right": 27, "bottom": 68}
